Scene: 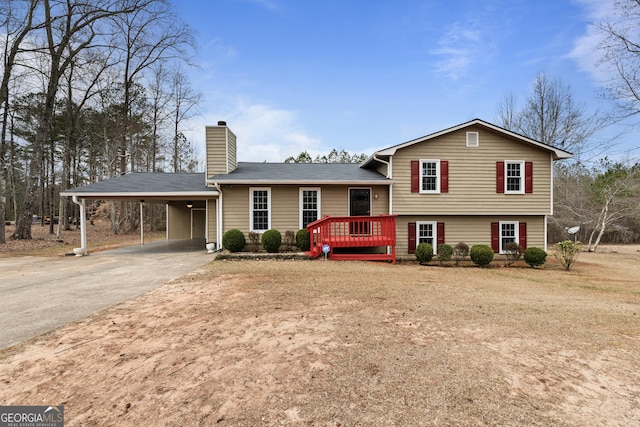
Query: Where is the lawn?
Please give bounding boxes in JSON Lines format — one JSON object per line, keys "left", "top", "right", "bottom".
{"left": 0, "top": 246, "right": 639, "bottom": 426}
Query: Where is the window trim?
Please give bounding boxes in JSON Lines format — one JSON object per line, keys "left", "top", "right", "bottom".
{"left": 504, "top": 160, "right": 525, "bottom": 194}
{"left": 416, "top": 221, "right": 438, "bottom": 254}
{"left": 299, "top": 187, "right": 321, "bottom": 229}
{"left": 499, "top": 221, "right": 519, "bottom": 254}
{"left": 249, "top": 187, "right": 271, "bottom": 232}
{"left": 419, "top": 159, "right": 441, "bottom": 194}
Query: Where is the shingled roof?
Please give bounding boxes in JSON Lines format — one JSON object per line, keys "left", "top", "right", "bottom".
{"left": 61, "top": 173, "right": 217, "bottom": 199}
{"left": 208, "top": 162, "right": 390, "bottom": 185}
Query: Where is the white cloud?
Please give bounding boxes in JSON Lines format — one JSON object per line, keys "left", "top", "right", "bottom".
{"left": 569, "top": 0, "right": 618, "bottom": 82}
{"left": 429, "top": 20, "right": 492, "bottom": 80}
{"left": 184, "top": 100, "right": 322, "bottom": 164}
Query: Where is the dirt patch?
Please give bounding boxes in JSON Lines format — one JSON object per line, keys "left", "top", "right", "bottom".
{"left": 1, "top": 247, "right": 639, "bottom": 426}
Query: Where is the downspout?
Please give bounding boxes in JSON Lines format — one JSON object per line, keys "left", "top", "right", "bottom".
{"left": 373, "top": 154, "right": 393, "bottom": 257}
{"left": 373, "top": 154, "right": 392, "bottom": 214}
{"left": 71, "top": 195, "right": 87, "bottom": 255}
{"left": 214, "top": 183, "right": 223, "bottom": 250}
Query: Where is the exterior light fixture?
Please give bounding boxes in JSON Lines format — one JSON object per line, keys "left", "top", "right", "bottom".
{"left": 186, "top": 201, "right": 193, "bottom": 208}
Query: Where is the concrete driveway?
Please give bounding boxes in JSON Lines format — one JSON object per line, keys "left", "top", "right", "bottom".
{"left": 0, "top": 239, "right": 214, "bottom": 350}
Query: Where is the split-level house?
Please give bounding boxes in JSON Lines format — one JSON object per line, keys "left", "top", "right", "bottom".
{"left": 63, "top": 119, "right": 572, "bottom": 261}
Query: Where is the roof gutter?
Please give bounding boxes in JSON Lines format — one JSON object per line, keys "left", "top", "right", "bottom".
{"left": 71, "top": 195, "right": 87, "bottom": 256}
{"left": 373, "top": 154, "right": 391, "bottom": 179}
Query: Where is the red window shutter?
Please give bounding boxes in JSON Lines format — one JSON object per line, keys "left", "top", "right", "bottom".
{"left": 525, "top": 162, "right": 533, "bottom": 193}
{"left": 408, "top": 222, "right": 417, "bottom": 254}
{"left": 519, "top": 222, "right": 527, "bottom": 250}
{"left": 440, "top": 160, "right": 449, "bottom": 193}
{"left": 496, "top": 161, "right": 504, "bottom": 193}
{"left": 491, "top": 222, "right": 500, "bottom": 253}
{"left": 411, "top": 160, "right": 419, "bottom": 193}
{"left": 437, "top": 222, "right": 445, "bottom": 245}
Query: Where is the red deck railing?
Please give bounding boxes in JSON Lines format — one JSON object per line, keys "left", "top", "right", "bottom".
{"left": 306, "top": 215, "right": 397, "bottom": 263}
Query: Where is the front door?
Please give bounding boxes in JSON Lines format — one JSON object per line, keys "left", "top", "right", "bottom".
{"left": 349, "top": 188, "right": 370, "bottom": 234}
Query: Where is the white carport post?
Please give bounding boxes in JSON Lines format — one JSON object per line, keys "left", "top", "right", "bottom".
{"left": 140, "top": 200, "right": 144, "bottom": 245}
{"left": 72, "top": 195, "right": 87, "bottom": 255}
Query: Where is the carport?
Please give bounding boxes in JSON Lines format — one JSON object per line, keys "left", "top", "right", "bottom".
{"left": 60, "top": 172, "right": 219, "bottom": 255}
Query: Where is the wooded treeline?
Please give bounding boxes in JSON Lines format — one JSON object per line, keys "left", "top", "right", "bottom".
{"left": 0, "top": 0, "right": 200, "bottom": 243}
{"left": 1, "top": 1, "right": 639, "bottom": 251}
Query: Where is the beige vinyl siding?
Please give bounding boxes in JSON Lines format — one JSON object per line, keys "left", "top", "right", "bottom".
{"left": 221, "top": 185, "right": 391, "bottom": 237}
{"left": 167, "top": 204, "right": 192, "bottom": 239}
{"left": 372, "top": 161, "right": 388, "bottom": 177}
{"left": 221, "top": 185, "right": 250, "bottom": 232}
{"left": 391, "top": 125, "right": 553, "bottom": 215}
{"left": 227, "top": 131, "right": 237, "bottom": 172}
{"left": 207, "top": 199, "right": 217, "bottom": 244}
{"left": 206, "top": 126, "right": 237, "bottom": 175}
{"left": 396, "top": 215, "right": 545, "bottom": 259}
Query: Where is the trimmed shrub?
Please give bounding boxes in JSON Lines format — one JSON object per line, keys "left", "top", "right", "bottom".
{"left": 296, "top": 229, "right": 310, "bottom": 251}
{"left": 504, "top": 241, "right": 523, "bottom": 267}
{"left": 554, "top": 240, "right": 582, "bottom": 271}
{"left": 453, "top": 242, "right": 469, "bottom": 266}
{"left": 524, "top": 247, "right": 547, "bottom": 268}
{"left": 415, "top": 243, "right": 434, "bottom": 264}
{"left": 261, "top": 229, "right": 282, "bottom": 253}
{"left": 437, "top": 243, "right": 453, "bottom": 266}
{"left": 222, "top": 229, "right": 245, "bottom": 252}
{"left": 470, "top": 244, "right": 494, "bottom": 267}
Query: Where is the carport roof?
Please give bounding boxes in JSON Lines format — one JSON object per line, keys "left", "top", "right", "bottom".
{"left": 61, "top": 172, "right": 217, "bottom": 199}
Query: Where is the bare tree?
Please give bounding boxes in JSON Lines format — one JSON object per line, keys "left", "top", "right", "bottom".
{"left": 595, "top": 0, "right": 640, "bottom": 120}
{"left": 496, "top": 72, "right": 610, "bottom": 161}
{"left": 12, "top": 0, "right": 142, "bottom": 240}
{"left": 108, "top": 0, "right": 196, "bottom": 176}
{"left": 0, "top": 0, "right": 41, "bottom": 243}
{"left": 168, "top": 65, "right": 200, "bottom": 173}
{"left": 586, "top": 161, "right": 640, "bottom": 251}
{"left": 147, "top": 62, "right": 171, "bottom": 172}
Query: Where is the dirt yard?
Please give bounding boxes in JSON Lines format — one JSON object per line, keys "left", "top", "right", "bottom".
{"left": 0, "top": 239, "right": 639, "bottom": 426}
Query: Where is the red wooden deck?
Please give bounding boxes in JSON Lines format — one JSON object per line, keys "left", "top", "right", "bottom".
{"left": 306, "top": 215, "right": 397, "bottom": 263}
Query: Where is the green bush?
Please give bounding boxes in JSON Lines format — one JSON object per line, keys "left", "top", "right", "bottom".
{"left": 222, "top": 229, "right": 245, "bottom": 252}
{"left": 453, "top": 242, "right": 469, "bottom": 266}
{"left": 261, "top": 229, "right": 282, "bottom": 253}
{"left": 470, "top": 244, "right": 494, "bottom": 267}
{"left": 504, "top": 241, "right": 523, "bottom": 267}
{"left": 554, "top": 240, "right": 582, "bottom": 271}
{"left": 415, "top": 243, "right": 434, "bottom": 264}
{"left": 296, "top": 229, "right": 310, "bottom": 251}
{"left": 524, "top": 247, "right": 547, "bottom": 268}
{"left": 437, "top": 243, "right": 453, "bottom": 266}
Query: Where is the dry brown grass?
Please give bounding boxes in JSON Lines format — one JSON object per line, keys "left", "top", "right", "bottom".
{"left": 0, "top": 245, "right": 639, "bottom": 426}
{"left": 1, "top": 220, "right": 164, "bottom": 257}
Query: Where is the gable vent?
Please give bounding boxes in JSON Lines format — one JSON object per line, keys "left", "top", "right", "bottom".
{"left": 466, "top": 131, "right": 479, "bottom": 147}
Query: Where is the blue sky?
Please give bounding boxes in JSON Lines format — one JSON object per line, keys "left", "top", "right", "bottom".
{"left": 178, "top": 0, "right": 638, "bottom": 164}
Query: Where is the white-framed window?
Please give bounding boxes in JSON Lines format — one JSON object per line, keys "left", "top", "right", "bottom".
{"left": 505, "top": 161, "right": 524, "bottom": 194}
{"left": 250, "top": 187, "right": 271, "bottom": 232}
{"left": 416, "top": 221, "right": 438, "bottom": 252}
{"left": 299, "top": 187, "right": 321, "bottom": 229}
{"left": 500, "top": 221, "right": 519, "bottom": 253}
{"left": 466, "top": 131, "right": 479, "bottom": 147}
{"left": 420, "top": 159, "right": 440, "bottom": 193}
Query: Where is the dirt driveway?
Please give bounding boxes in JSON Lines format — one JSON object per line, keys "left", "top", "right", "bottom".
{"left": 0, "top": 239, "right": 212, "bottom": 349}
{"left": 0, "top": 246, "right": 639, "bottom": 426}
